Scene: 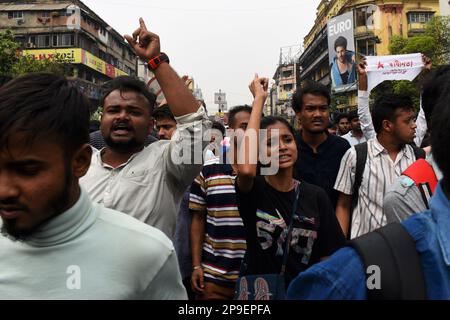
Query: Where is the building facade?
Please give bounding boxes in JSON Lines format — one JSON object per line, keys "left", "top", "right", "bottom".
{"left": 269, "top": 45, "right": 301, "bottom": 126}
{"left": 0, "top": 0, "right": 137, "bottom": 107}
{"left": 297, "top": 0, "right": 441, "bottom": 111}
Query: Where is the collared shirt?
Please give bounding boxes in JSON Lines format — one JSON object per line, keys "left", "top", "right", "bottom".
{"left": 80, "top": 107, "right": 210, "bottom": 239}
{"left": 334, "top": 137, "right": 417, "bottom": 238}
{"left": 286, "top": 182, "right": 450, "bottom": 300}
{"left": 341, "top": 130, "right": 367, "bottom": 147}
{"left": 0, "top": 188, "right": 187, "bottom": 299}
{"left": 294, "top": 133, "right": 350, "bottom": 209}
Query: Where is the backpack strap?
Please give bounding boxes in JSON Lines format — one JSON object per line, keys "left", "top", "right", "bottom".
{"left": 349, "top": 142, "right": 368, "bottom": 239}
{"left": 349, "top": 222, "right": 427, "bottom": 300}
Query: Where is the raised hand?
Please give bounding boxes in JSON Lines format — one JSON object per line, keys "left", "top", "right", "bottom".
{"left": 124, "top": 18, "right": 161, "bottom": 60}
{"left": 248, "top": 74, "right": 269, "bottom": 99}
{"left": 422, "top": 54, "right": 432, "bottom": 72}
{"left": 357, "top": 59, "right": 368, "bottom": 91}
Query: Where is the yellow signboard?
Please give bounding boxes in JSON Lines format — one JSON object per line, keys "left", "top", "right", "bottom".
{"left": 23, "top": 48, "right": 82, "bottom": 64}
{"left": 22, "top": 48, "right": 129, "bottom": 78}
{"left": 82, "top": 50, "right": 106, "bottom": 75}
{"left": 115, "top": 68, "right": 128, "bottom": 77}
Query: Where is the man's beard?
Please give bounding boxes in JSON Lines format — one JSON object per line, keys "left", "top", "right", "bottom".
{"left": 1, "top": 163, "right": 73, "bottom": 242}
{"left": 103, "top": 135, "right": 141, "bottom": 153}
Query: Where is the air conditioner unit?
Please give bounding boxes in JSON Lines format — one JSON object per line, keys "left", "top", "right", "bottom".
{"left": 17, "top": 19, "right": 25, "bottom": 25}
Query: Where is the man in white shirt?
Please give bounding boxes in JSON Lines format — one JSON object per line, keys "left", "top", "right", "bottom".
{"left": 336, "top": 113, "right": 350, "bottom": 137}
{"left": 334, "top": 62, "right": 419, "bottom": 239}
{"left": 0, "top": 72, "right": 186, "bottom": 299}
{"left": 341, "top": 111, "right": 366, "bottom": 146}
{"left": 383, "top": 66, "right": 450, "bottom": 222}
{"left": 80, "top": 19, "right": 210, "bottom": 238}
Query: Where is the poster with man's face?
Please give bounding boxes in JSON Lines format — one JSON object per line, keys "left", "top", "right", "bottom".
{"left": 327, "top": 11, "right": 357, "bottom": 92}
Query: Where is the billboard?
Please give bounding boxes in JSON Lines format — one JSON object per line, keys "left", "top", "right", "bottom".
{"left": 82, "top": 50, "right": 106, "bottom": 74}
{"left": 327, "top": 11, "right": 357, "bottom": 92}
{"left": 23, "top": 48, "right": 129, "bottom": 78}
{"left": 23, "top": 48, "right": 82, "bottom": 64}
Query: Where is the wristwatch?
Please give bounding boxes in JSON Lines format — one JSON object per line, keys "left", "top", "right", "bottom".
{"left": 147, "top": 52, "right": 169, "bottom": 71}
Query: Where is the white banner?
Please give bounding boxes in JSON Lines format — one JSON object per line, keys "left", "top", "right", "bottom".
{"left": 366, "top": 53, "right": 424, "bottom": 92}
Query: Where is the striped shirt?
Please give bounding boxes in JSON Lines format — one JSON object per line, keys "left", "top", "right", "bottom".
{"left": 334, "top": 137, "right": 417, "bottom": 238}
{"left": 189, "top": 160, "right": 246, "bottom": 287}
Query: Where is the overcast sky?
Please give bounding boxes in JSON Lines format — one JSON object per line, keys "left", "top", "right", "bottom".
{"left": 82, "top": 0, "right": 319, "bottom": 112}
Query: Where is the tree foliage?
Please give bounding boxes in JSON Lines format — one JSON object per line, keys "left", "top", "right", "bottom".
{"left": 0, "top": 30, "right": 19, "bottom": 75}
{"left": 0, "top": 29, "right": 67, "bottom": 77}
{"left": 389, "top": 16, "right": 450, "bottom": 64}
{"left": 384, "top": 16, "right": 450, "bottom": 111}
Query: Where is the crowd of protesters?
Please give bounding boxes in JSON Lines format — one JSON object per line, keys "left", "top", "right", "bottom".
{"left": 1, "top": 18, "right": 450, "bottom": 300}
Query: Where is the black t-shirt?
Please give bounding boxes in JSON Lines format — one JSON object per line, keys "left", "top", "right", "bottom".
{"left": 294, "top": 133, "right": 351, "bottom": 209}
{"left": 340, "top": 70, "right": 349, "bottom": 84}
{"left": 235, "top": 176, "right": 346, "bottom": 285}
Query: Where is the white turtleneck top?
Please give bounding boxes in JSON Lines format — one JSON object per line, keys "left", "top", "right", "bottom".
{"left": 0, "top": 188, "right": 187, "bottom": 300}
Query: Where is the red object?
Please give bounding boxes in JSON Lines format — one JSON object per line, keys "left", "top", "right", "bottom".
{"left": 148, "top": 54, "right": 161, "bottom": 69}
{"left": 147, "top": 53, "right": 169, "bottom": 71}
{"left": 403, "top": 159, "right": 438, "bottom": 193}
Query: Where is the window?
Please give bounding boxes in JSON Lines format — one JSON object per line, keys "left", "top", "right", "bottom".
{"left": 52, "top": 34, "right": 75, "bottom": 47}
{"left": 354, "top": 5, "right": 376, "bottom": 28}
{"left": 8, "top": 11, "right": 23, "bottom": 19}
{"left": 408, "top": 12, "right": 434, "bottom": 24}
{"left": 282, "top": 70, "right": 293, "bottom": 78}
{"left": 80, "top": 36, "right": 94, "bottom": 52}
{"left": 41, "top": 11, "right": 51, "bottom": 18}
{"left": 99, "top": 50, "right": 106, "bottom": 61}
{"left": 31, "top": 35, "right": 50, "bottom": 48}
{"left": 357, "top": 39, "right": 376, "bottom": 56}
{"left": 283, "top": 84, "right": 293, "bottom": 91}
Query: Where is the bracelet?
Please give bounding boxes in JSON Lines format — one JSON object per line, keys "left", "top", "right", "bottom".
{"left": 192, "top": 265, "right": 202, "bottom": 270}
{"left": 147, "top": 52, "right": 169, "bottom": 71}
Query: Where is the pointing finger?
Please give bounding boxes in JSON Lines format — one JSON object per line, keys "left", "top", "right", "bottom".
{"left": 139, "top": 17, "right": 147, "bottom": 30}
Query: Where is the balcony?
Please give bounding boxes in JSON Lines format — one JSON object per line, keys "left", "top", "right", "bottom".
{"left": 354, "top": 25, "right": 375, "bottom": 37}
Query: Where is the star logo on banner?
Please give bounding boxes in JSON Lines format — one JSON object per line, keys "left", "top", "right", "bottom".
{"left": 377, "top": 62, "right": 384, "bottom": 69}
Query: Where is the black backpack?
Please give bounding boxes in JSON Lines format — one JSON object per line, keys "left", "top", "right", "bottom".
{"left": 349, "top": 142, "right": 426, "bottom": 238}
{"left": 349, "top": 222, "right": 427, "bottom": 300}
{"left": 348, "top": 143, "right": 427, "bottom": 300}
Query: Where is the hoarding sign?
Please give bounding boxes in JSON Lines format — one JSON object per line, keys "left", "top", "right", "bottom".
{"left": 327, "top": 11, "right": 357, "bottom": 92}
{"left": 82, "top": 50, "right": 106, "bottom": 74}
{"left": 23, "top": 48, "right": 82, "bottom": 63}
{"left": 23, "top": 48, "right": 129, "bottom": 78}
